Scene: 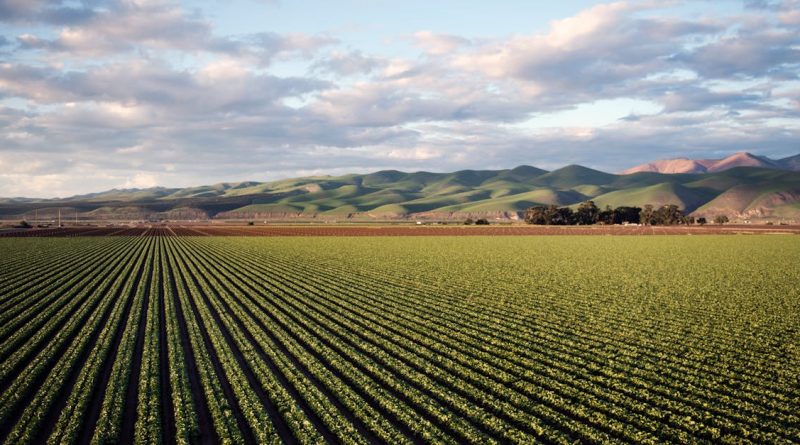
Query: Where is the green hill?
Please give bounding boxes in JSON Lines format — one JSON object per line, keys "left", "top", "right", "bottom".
{"left": 592, "top": 182, "right": 717, "bottom": 213}
{"left": 439, "top": 188, "right": 584, "bottom": 212}
{"left": 2, "top": 164, "right": 798, "bottom": 221}
{"left": 533, "top": 165, "right": 616, "bottom": 188}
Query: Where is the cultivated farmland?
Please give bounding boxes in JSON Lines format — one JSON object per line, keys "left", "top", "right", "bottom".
{"left": 0, "top": 234, "right": 798, "bottom": 444}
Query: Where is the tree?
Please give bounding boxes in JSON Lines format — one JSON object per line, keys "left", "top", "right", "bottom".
{"left": 697, "top": 217, "right": 707, "bottom": 225}
{"left": 615, "top": 206, "right": 642, "bottom": 224}
{"left": 523, "top": 206, "right": 548, "bottom": 225}
{"left": 523, "top": 205, "right": 573, "bottom": 225}
{"left": 597, "top": 205, "right": 615, "bottom": 225}
{"left": 640, "top": 204, "right": 655, "bottom": 225}
{"left": 714, "top": 215, "right": 729, "bottom": 224}
{"left": 475, "top": 218, "right": 489, "bottom": 225}
{"left": 546, "top": 205, "right": 574, "bottom": 225}
{"left": 528, "top": 204, "right": 642, "bottom": 226}
{"left": 654, "top": 204, "right": 684, "bottom": 225}
{"left": 463, "top": 218, "right": 474, "bottom": 225}
{"left": 574, "top": 201, "right": 599, "bottom": 225}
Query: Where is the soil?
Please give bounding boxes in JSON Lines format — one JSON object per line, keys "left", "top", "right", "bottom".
{"left": 2, "top": 224, "right": 799, "bottom": 237}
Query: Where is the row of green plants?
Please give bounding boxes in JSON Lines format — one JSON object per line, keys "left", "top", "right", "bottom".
{"left": 195, "top": 236, "right": 752, "bottom": 440}
{"left": 178, "top": 236, "right": 468, "bottom": 443}
{"left": 91, "top": 240, "right": 153, "bottom": 444}
{"left": 135, "top": 247, "right": 162, "bottom": 445}
{"left": 0, "top": 239, "right": 149, "bottom": 444}
{"left": 230, "top": 236, "right": 795, "bottom": 437}
{"left": 217, "top": 238, "right": 756, "bottom": 442}
{"left": 169, "top": 236, "right": 321, "bottom": 444}
{"left": 0, "top": 235, "right": 797, "bottom": 443}
{"left": 0, "top": 237, "right": 132, "bottom": 342}
{"left": 298, "top": 253, "right": 788, "bottom": 441}
{"left": 49, "top": 238, "right": 152, "bottom": 444}
{"left": 158, "top": 241, "right": 201, "bottom": 445}
{"left": 190, "top": 238, "right": 491, "bottom": 443}
{"left": 0, "top": 238, "right": 144, "bottom": 416}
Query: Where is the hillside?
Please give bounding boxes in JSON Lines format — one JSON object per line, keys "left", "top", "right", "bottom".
{"left": 2, "top": 164, "right": 799, "bottom": 222}
{"left": 621, "top": 152, "right": 799, "bottom": 174}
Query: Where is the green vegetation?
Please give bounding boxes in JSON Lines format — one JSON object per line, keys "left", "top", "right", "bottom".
{"left": 525, "top": 201, "right": 720, "bottom": 226}
{"left": 0, "top": 235, "right": 798, "bottom": 443}
{"left": 590, "top": 182, "right": 713, "bottom": 211}
{"left": 2, "top": 166, "right": 799, "bottom": 221}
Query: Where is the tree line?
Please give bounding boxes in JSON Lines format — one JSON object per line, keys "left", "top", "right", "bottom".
{"left": 523, "top": 202, "right": 728, "bottom": 226}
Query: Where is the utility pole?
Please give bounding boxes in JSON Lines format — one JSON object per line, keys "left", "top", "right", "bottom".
{"left": 58, "top": 208, "right": 61, "bottom": 227}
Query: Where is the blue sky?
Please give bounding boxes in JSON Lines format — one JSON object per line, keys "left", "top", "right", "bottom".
{"left": 1, "top": 0, "right": 798, "bottom": 197}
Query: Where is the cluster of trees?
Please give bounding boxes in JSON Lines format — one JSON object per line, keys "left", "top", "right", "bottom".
{"left": 524, "top": 202, "right": 728, "bottom": 226}
{"left": 464, "top": 218, "right": 490, "bottom": 225}
{"left": 524, "top": 202, "right": 641, "bottom": 225}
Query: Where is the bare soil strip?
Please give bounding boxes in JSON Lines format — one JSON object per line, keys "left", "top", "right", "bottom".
{"left": 2, "top": 224, "right": 798, "bottom": 237}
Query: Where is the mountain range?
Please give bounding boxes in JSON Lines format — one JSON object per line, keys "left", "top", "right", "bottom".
{"left": 620, "top": 151, "right": 800, "bottom": 174}
{"left": 2, "top": 153, "right": 799, "bottom": 222}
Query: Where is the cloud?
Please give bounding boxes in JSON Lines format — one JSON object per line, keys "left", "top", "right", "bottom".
{"left": 123, "top": 172, "right": 159, "bottom": 188}
{"left": 412, "top": 31, "right": 471, "bottom": 55}
{"left": 675, "top": 28, "right": 800, "bottom": 79}
{"left": 310, "top": 50, "right": 382, "bottom": 76}
{"left": 450, "top": 3, "right": 728, "bottom": 105}
{"left": 0, "top": 59, "right": 331, "bottom": 111}
{"left": 1, "top": 0, "right": 799, "bottom": 197}
{"left": 8, "top": 0, "right": 336, "bottom": 63}
{"left": 6, "top": 1, "right": 222, "bottom": 56}
{"left": 658, "top": 86, "right": 766, "bottom": 113}
{"left": 0, "top": 0, "right": 101, "bottom": 25}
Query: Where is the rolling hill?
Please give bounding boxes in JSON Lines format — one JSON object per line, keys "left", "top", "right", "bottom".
{"left": 621, "top": 152, "right": 800, "bottom": 174}
{"left": 2, "top": 161, "right": 799, "bottom": 222}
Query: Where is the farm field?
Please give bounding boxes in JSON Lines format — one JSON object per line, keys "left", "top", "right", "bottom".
{"left": 0, "top": 235, "right": 798, "bottom": 444}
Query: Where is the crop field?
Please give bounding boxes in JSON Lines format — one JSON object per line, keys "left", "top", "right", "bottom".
{"left": 0, "top": 234, "right": 798, "bottom": 444}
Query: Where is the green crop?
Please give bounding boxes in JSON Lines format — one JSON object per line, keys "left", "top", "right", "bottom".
{"left": 0, "top": 235, "right": 797, "bottom": 444}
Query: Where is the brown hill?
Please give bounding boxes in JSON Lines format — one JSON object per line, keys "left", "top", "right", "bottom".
{"left": 620, "top": 158, "right": 708, "bottom": 174}
{"left": 622, "top": 151, "right": 794, "bottom": 174}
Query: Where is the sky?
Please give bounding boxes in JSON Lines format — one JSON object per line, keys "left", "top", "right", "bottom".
{"left": 1, "top": 0, "right": 799, "bottom": 198}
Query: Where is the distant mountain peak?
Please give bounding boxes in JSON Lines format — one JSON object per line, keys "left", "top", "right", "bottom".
{"left": 622, "top": 152, "right": 797, "bottom": 174}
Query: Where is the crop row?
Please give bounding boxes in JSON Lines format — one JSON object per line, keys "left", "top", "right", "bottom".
{"left": 0, "top": 234, "right": 796, "bottom": 444}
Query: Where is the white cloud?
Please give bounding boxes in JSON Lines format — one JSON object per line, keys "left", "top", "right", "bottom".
{"left": 311, "top": 50, "right": 381, "bottom": 76}
{"left": 412, "top": 31, "right": 471, "bottom": 55}
{"left": 123, "top": 172, "right": 159, "bottom": 188}
{"left": 386, "top": 147, "right": 442, "bottom": 161}
{"left": 1, "top": 0, "right": 799, "bottom": 197}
